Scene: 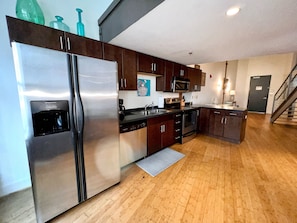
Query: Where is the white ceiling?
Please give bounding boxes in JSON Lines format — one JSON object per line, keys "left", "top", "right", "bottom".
{"left": 109, "top": 0, "right": 297, "bottom": 65}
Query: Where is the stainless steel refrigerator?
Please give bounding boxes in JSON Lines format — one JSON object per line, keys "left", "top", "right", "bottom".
{"left": 11, "top": 42, "right": 120, "bottom": 222}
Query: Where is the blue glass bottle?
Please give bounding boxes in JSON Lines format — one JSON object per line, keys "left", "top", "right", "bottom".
{"left": 16, "top": 0, "right": 45, "bottom": 25}
{"left": 76, "top": 8, "right": 85, "bottom": 36}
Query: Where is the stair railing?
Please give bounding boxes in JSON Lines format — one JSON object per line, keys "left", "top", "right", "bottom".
{"left": 272, "top": 64, "right": 297, "bottom": 115}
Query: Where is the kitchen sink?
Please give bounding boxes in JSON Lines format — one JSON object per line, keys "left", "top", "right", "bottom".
{"left": 129, "top": 109, "right": 171, "bottom": 116}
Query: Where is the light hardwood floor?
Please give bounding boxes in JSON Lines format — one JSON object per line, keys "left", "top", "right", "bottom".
{"left": 1, "top": 113, "right": 297, "bottom": 223}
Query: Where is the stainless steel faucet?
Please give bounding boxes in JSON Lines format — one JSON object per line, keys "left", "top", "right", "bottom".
{"left": 144, "top": 102, "right": 155, "bottom": 114}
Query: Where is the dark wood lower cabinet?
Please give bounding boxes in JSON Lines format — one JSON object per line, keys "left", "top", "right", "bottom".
{"left": 147, "top": 114, "right": 175, "bottom": 155}
{"left": 200, "top": 108, "right": 247, "bottom": 143}
{"left": 199, "top": 108, "right": 210, "bottom": 133}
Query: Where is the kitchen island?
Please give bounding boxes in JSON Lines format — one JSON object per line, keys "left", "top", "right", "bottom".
{"left": 194, "top": 104, "right": 248, "bottom": 144}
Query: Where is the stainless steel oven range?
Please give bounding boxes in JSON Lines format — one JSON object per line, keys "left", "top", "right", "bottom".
{"left": 182, "top": 109, "right": 198, "bottom": 143}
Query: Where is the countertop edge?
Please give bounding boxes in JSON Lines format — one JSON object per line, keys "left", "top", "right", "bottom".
{"left": 120, "top": 104, "right": 247, "bottom": 124}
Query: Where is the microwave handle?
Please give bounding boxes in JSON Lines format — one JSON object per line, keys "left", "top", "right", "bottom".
{"left": 171, "top": 79, "right": 175, "bottom": 92}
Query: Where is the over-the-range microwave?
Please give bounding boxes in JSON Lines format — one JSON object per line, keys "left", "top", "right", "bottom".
{"left": 171, "top": 76, "right": 190, "bottom": 92}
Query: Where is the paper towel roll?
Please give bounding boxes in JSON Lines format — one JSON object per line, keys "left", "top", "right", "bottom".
{"left": 158, "top": 97, "right": 164, "bottom": 108}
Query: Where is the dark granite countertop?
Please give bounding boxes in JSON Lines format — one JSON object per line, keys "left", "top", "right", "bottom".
{"left": 120, "top": 104, "right": 247, "bottom": 124}
{"left": 191, "top": 104, "right": 247, "bottom": 111}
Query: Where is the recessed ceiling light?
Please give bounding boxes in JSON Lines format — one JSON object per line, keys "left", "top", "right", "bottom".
{"left": 226, "top": 7, "right": 240, "bottom": 16}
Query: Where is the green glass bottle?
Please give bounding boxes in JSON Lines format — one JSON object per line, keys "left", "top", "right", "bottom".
{"left": 16, "top": 0, "right": 45, "bottom": 25}
{"left": 49, "top": 16, "right": 70, "bottom": 32}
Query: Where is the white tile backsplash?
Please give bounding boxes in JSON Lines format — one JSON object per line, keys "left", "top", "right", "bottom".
{"left": 119, "top": 74, "right": 179, "bottom": 109}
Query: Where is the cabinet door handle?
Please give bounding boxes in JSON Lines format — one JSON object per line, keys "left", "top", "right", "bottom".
{"left": 175, "top": 121, "right": 181, "bottom": 124}
{"left": 154, "top": 63, "right": 157, "bottom": 72}
{"left": 120, "top": 78, "right": 123, "bottom": 88}
{"left": 214, "top": 111, "right": 220, "bottom": 114}
{"left": 59, "top": 36, "right": 64, "bottom": 50}
{"left": 124, "top": 78, "right": 127, "bottom": 88}
{"left": 176, "top": 114, "right": 181, "bottom": 117}
{"left": 67, "top": 37, "right": 71, "bottom": 50}
{"left": 224, "top": 117, "right": 227, "bottom": 124}
{"left": 229, "top": 113, "right": 237, "bottom": 116}
{"left": 180, "top": 69, "right": 184, "bottom": 77}
{"left": 221, "top": 117, "right": 224, "bottom": 124}
{"left": 151, "top": 63, "right": 154, "bottom": 72}
{"left": 175, "top": 129, "right": 181, "bottom": 132}
{"left": 160, "top": 125, "right": 163, "bottom": 133}
{"left": 175, "top": 136, "right": 181, "bottom": 140}
{"left": 163, "top": 124, "right": 166, "bottom": 132}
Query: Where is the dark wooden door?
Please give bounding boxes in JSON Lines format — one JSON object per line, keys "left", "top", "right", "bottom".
{"left": 162, "top": 119, "right": 175, "bottom": 148}
{"left": 223, "top": 115, "right": 242, "bottom": 140}
{"left": 103, "top": 43, "right": 122, "bottom": 74}
{"left": 103, "top": 43, "right": 123, "bottom": 88}
{"left": 147, "top": 121, "right": 161, "bottom": 156}
{"left": 156, "top": 60, "right": 173, "bottom": 91}
{"left": 188, "top": 67, "right": 201, "bottom": 91}
{"left": 65, "top": 33, "right": 103, "bottom": 59}
{"left": 154, "top": 57, "right": 165, "bottom": 75}
{"left": 173, "top": 63, "right": 188, "bottom": 78}
{"left": 122, "top": 49, "right": 137, "bottom": 90}
{"left": 7, "top": 16, "right": 64, "bottom": 51}
{"left": 199, "top": 108, "right": 210, "bottom": 133}
{"left": 247, "top": 75, "right": 271, "bottom": 113}
{"left": 137, "top": 53, "right": 153, "bottom": 73}
{"left": 209, "top": 110, "right": 224, "bottom": 136}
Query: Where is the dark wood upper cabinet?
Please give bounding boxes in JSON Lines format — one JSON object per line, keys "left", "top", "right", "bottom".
{"left": 173, "top": 63, "right": 188, "bottom": 78}
{"left": 7, "top": 16, "right": 64, "bottom": 51}
{"left": 103, "top": 43, "right": 137, "bottom": 90}
{"left": 201, "top": 72, "right": 206, "bottom": 86}
{"left": 65, "top": 32, "right": 102, "bottom": 59}
{"left": 6, "top": 16, "right": 103, "bottom": 59}
{"left": 156, "top": 60, "right": 174, "bottom": 92}
{"left": 137, "top": 53, "right": 165, "bottom": 75}
{"left": 103, "top": 42, "right": 123, "bottom": 77}
{"left": 187, "top": 67, "right": 202, "bottom": 91}
{"left": 122, "top": 48, "right": 137, "bottom": 90}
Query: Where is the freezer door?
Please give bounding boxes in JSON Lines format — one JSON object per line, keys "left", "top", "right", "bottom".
{"left": 11, "top": 43, "right": 79, "bottom": 223}
{"left": 74, "top": 54, "right": 120, "bottom": 199}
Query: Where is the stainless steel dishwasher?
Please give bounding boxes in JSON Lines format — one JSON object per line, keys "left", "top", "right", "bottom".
{"left": 119, "top": 120, "right": 147, "bottom": 167}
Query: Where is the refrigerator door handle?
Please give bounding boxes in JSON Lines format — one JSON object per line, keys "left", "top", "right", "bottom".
{"left": 72, "top": 55, "right": 84, "bottom": 134}
{"left": 71, "top": 55, "right": 87, "bottom": 201}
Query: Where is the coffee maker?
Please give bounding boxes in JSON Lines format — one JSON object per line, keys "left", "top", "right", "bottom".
{"left": 119, "top": 99, "right": 125, "bottom": 121}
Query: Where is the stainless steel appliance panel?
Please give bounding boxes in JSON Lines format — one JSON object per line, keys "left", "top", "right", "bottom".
{"left": 12, "top": 43, "right": 78, "bottom": 222}
{"left": 119, "top": 121, "right": 147, "bottom": 167}
{"left": 182, "top": 110, "right": 197, "bottom": 134}
{"left": 74, "top": 55, "right": 120, "bottom": 199}
{"left": 182, "top": 109, "right": 198, "bottom": 143}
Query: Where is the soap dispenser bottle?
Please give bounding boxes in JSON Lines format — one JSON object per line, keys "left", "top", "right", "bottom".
{"left": 76, "top": 8, "right": 85, "bottom": 36}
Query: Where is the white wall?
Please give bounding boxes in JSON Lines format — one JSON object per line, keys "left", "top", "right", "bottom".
{"left": 0, "top": 0, "right": 112, "bottom": 197}
{"left": 119, "top": 74, "right": 179, "bottom": 109}
{"left": 248, "top": 55, "right": 290, "bottom": 113}
{"left": 199, "top": 54, "right": 294, "bottom": 113}
{"left": 198, "top": 60, "right": 238, "bottom": 105}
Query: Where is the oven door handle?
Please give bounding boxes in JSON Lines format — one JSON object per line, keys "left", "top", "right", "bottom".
{"left": 183, "top": 130, "right": 196, "bottom": 137}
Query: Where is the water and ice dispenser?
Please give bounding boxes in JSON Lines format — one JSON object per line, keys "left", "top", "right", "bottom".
{"left": 30, "top": 100, "right": 70, "bottom": 137}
